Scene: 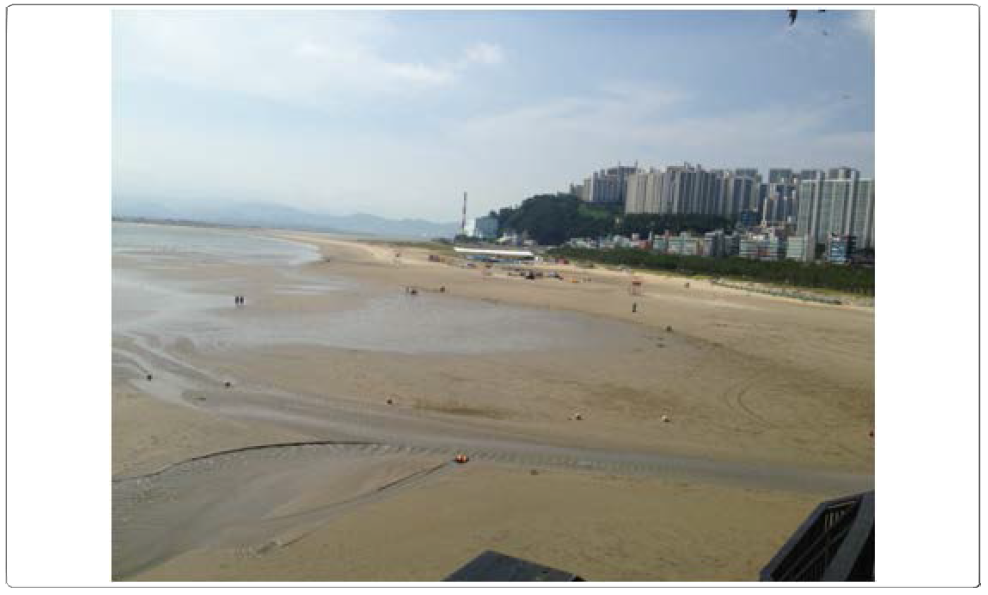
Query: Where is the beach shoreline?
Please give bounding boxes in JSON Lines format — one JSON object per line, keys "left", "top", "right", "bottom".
{"left": 112, "top": 223, "right": 874, "bottom": 581}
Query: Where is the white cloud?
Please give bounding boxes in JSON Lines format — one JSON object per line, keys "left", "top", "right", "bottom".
{"left": 115, "top": 67, "right": 872, "bottom": 219}
{"left": 113, "top": 12, "right": 872, "bottom": 220}
{"left": 454, "top": 84, "right": 684, "bottom": 143}
{"left": 115, "top": 12, "right": 503, "bottom": 107}
{"left": 443, "top": 83, "right": 873, "bottom": 193}
{"left": 462, "top": 42, "right": 504, "bottom": 65}
{"left": 293, "top": 40, "right": 331, "bottom": 58}
{"left": 386, "top": 62, "right": 455, "bottom": 85}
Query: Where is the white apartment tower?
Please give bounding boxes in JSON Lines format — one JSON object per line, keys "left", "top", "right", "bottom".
{"left": 624, "top": 169, "right": 664, "bottom": 214}
{"left": 584, "top": 165, "right": 640, "bottom": 205}
{"left": 796, "top": 169, "right": 875, "bottom": 249}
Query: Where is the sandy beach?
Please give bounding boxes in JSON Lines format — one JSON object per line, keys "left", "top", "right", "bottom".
{"left": 112, "top": 223, "right": 874, "bottom": 581}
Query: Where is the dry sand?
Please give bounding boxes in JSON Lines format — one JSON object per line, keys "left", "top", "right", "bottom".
{"left": 265, "top": 232, "right": 875, "bottom": 471}
{"left": 131, "top": 465, "right": 824, "bottom": 582}
{"left": 112, "top": 227, "right": 874, "bottom": 582}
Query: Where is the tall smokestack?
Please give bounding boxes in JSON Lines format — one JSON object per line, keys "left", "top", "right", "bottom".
{"left": 461, "top": 192, "right": 468, "bottom": 235}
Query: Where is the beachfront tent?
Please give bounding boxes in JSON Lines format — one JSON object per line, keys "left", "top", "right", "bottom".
{"left": 453, "top": 247, "right": 536, "bottom": 260}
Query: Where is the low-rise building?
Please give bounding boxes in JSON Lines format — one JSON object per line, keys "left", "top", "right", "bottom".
{"left": 826, "top": 234, "right": 856, "bottom": 264}
{"left": 764, "top": 235, "right": 786, "bottom": 261}
{"left": 738, "top": 236, "right": 762, "bottom": 260}
{"left": 785, "top": 235, "right": 814, "bottom": 262}
{"left": 496, "top": 232, "right": 523, "bottom": 246}
{"left": 703, "top": 230, "right": 726, "bottom": 257}
{"left": 723, "top": 233, "right": 740, "bottom": 257}
{"left": 668, "top": 232, "right": 703, "bottom": 256}
{"left": 652, "top": 236, "right": 668, "bottom": 254}
{"left": 738, "top": 230, "right": 788, "bottom": 261}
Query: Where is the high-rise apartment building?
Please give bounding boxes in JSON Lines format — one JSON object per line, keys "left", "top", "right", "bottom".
{"left": 593, "top": 163, "right": 871, "bottom": 247}
{"left": 624, "top": 172, "right": 648, "bottom": 214}
{"left": 796, "top": 170, "right": 875, "bottom": 249}
{"left": 626, "top": 165, "right": 724, "bottom": 216}
{"left": 827, "top": 166, "right": 859, "bottom": 180}
{"left": 734, "top": 168, "right": 761, "bottom": 182}
{"left": 584, "top": 165, "right": 639, "bottom": 205}
{"left": 721, "top": 173, "right": 758, "bottom": 218}
{"left": 585, "top": 171, "right": 622, "bottom": 204}
{"left": 798, "top": 169, "right": 825, "bottom": 182}
{"left": 694, "top": 168, "right": 720, "bottom": 215}
{"left": 762, "top": 182, "right": 796, "bottom": 223}
{"left": 796, "top": 177, "right": 823, "bottom": 243}
{"left": 849, "top": 179, "right": 875, "bottom": 249}
{"left": 817, "top": 176, "right": 856, "bottom": 238}
{"left": 624, "top": 169, "right": 664, "bottom": 214}
{"left": 662, "top": 165, "right": 696, "bottom": 214}
{"left": 664, "top": 164, "right": 724, "bottom": 215}
{"left": 768, "top": 168, "right": 795, "bottom": 184}
{"left": 793, "top": 169, "right": 824, "bottom": 219}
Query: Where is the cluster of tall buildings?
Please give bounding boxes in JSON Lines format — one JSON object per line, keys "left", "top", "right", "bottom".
{"left": 569, "top": 164, "right": 875, "bottom": 249}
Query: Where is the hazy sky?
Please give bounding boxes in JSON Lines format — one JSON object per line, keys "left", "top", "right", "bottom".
{"left": 113, "top": 9, "right": 875, "bottom": 221}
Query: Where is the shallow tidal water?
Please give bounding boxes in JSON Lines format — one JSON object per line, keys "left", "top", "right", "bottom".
{"left": 112, "top": 222, "right": 646, "bottom": 355}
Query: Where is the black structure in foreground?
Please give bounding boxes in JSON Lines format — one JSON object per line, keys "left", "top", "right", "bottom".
{"left": 445, "top": 550, "right": 583, "bottom": 582}
{"left": 761, "top": 491, "right": 875, "bottom": 581}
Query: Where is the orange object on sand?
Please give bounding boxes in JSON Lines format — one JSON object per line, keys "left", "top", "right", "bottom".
{"left": 454, "top": 454, "right": 470, "bottom": 464}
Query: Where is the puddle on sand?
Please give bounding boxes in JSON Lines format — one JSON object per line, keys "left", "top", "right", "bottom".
{"left": 121, "top": 290, "right": 647, "bottom": 356}
{"left": 246, "top": 292, "right": 644, "bottom": 354}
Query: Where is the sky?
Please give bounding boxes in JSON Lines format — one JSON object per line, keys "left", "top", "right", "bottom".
{"left": 112, "top": 9, "right": 875, "bottom": 221}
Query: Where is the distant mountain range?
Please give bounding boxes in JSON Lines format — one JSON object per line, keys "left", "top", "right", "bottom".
{"left": 112, "top": 198, "right": 460, "bottom": 239}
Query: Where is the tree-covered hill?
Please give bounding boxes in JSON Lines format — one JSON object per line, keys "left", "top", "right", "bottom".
{"left": 494, "top": 194, "right": 733, "bottom": 245}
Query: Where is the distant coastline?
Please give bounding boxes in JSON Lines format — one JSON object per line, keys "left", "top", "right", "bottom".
{"left": 111, "top": 216, "right": 436, "bottom": 244}
{"left": 111, "top": 199, "right": 460, "bottom": 239}
{"left": 112, "top": 215, "right": 257, "bottom": 230}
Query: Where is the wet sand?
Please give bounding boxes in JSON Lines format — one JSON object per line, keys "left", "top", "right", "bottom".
{"left": 112, "top": 224, "right": 874, "bottom": 581}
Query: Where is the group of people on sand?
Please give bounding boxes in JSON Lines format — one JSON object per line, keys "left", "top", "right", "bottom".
{"left": 403, "top": 285, "right": 445, "bottom": 296}
{"left": 234, "top": 295, "right": 246, "bottom": 306}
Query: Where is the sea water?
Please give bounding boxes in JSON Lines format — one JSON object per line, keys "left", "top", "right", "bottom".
{"left": 112, "top": 221, "right": 320, "bottom": 266}
{"left": 112, "top": 222, "right": 645, "bottom": 355}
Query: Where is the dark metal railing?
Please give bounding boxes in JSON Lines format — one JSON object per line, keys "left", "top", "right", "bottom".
{"left": 761, "top": 491, "right": 874, "bottom": 582}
